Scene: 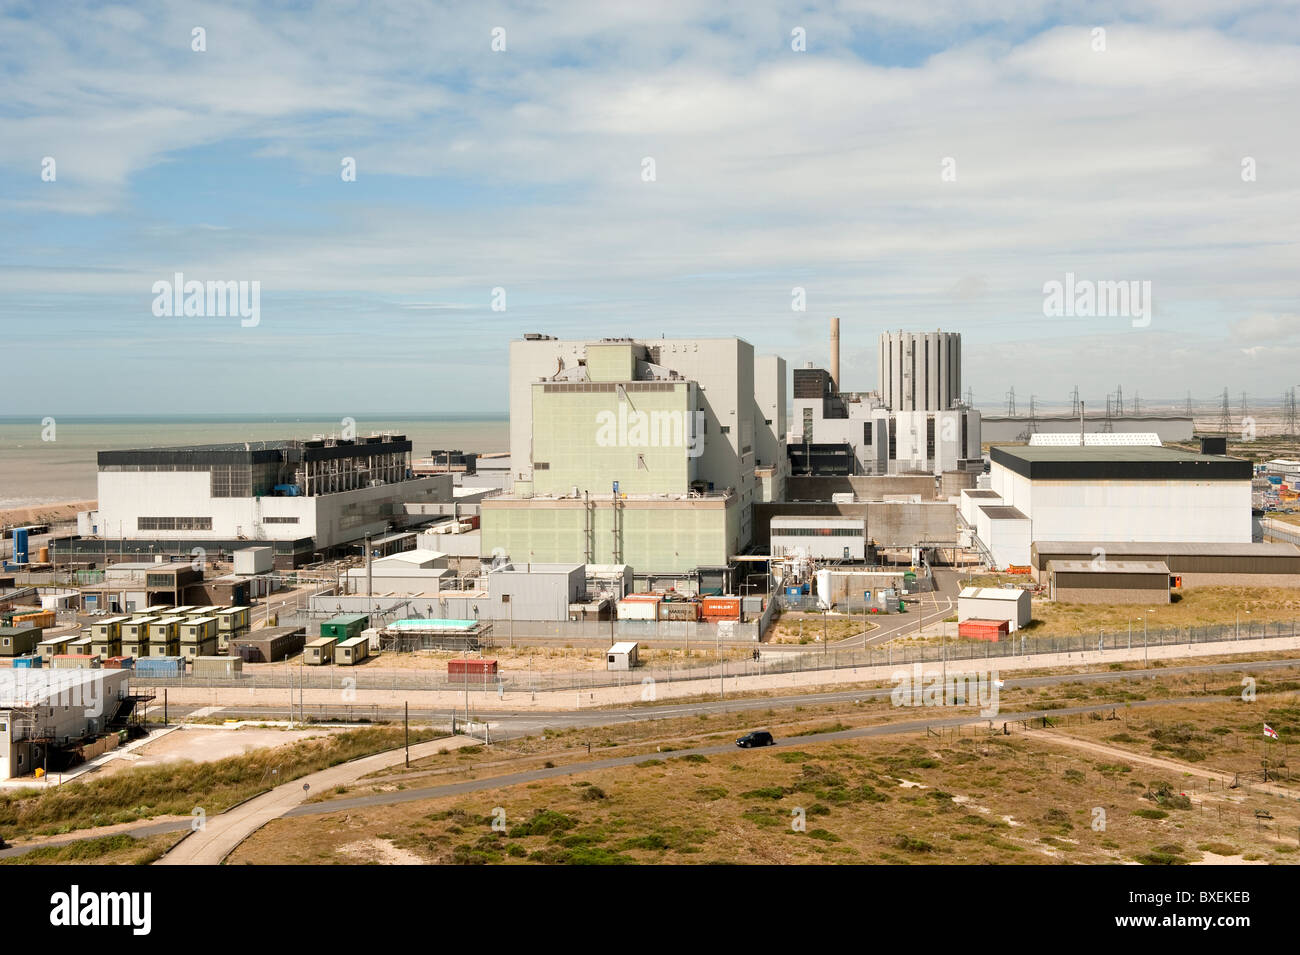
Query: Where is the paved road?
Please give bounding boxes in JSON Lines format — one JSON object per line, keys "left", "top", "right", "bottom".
{"left": 155, "top": 735, "right": 480, "bottom": 865}
{"left": 155, "top": 655, "right": 1298, "bottom": 735}
{"left": 3, "top": 655, "right": 1294, "bottom": 862}
{"left": 281, "top": 693, "right": 1218, "bottom": 820}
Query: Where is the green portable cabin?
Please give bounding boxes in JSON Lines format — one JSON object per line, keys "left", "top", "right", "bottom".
{"left": 0, "top": 625, "right": 42, "bottom": 657}
{"left": 320, "top": 614, "right": 369, "bottom": 641}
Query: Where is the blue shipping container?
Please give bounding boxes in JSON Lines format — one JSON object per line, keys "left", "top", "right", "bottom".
{"left": 13, "top": 654, "right": 42, "bottom": 668}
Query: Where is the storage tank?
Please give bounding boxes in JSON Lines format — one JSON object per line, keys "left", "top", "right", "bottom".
{"left": 815, "top": 569, "right": 832, "bottom": 609}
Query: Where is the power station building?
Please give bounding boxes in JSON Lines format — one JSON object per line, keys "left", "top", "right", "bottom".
{"left": 481, "top": 335, "right": 787, "bottom": 578}
{"left": 966, "top": 442, "right": 1254, "bottom": 569}
{"left": 62, "top": 436, "right": 453, "bottom": 568}
{"left": 789, "top": 323, "right": 981, "bottom": 477}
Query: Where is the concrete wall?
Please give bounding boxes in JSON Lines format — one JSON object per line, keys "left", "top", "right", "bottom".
{"left": 991, "top": 465, "right": 1250, "bottom": 544}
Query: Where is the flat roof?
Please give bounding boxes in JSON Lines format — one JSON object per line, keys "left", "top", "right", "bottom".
{"left": 961, "top": 489, "right": 1002, "bottom": 497}
{"left": 959, "top": 587, "right": 1029, "bottom": 601}
{"left": 1033, "top": 541, "right": 1300, "bottom": 557}
{"left": 978, "top": 505, "right": 1027, "bottom": 521}
{"left": 991, "top": 445, "right": 1251, "bottom": 481}
{"left": 1047, "top": 559, "right": 1170, "bottom": 575}
{"left": 0, "top": 669, "right": 124, "bottom": 707}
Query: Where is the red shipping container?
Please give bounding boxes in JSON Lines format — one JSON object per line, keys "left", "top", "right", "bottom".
{"left": 958, "top": 618, "right": 1008, "bottom": 642}
{"left": 448, "top": 658, "right": 498, "bottom": 682}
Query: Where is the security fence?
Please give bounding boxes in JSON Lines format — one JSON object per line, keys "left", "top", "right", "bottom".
{"left": 127, "top": 617, "right": 1300, "bottom": 695}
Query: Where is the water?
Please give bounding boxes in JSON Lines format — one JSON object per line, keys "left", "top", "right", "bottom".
{"left": 0, "top": 414, "right": 508, "bottom": 509}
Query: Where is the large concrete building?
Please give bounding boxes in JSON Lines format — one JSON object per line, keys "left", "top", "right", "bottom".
{"left": 65, "top": 436, "right": 452, "bottom": 567}
{"left": 985, "top": 444, "right": 1253, "bottom": 549}
{"left": 0, "top": 669, "right": 131, "bottom": 779}
{"left": 482, "top": 335, "right": 786, "bottom": 577}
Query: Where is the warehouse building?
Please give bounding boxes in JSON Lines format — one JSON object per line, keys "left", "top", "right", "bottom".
{"left": 981, "top": 414, "right": 1195, "bottom": 444}
{"left": 1031, "top": 541, "right": 1300, "bottom": 588}
{"left": 61, "top": 435, "right": 453, "bottom": 568}
{"left": 1046, "top": 560, "right": 1171, "bottom": 604}
{"left": 988, "top": 443, "right": 1252, "bottom": 545}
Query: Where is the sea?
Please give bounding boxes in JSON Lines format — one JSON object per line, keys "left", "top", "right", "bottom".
{"left": 0, "top": 414, "right": 509, "bottom": 509}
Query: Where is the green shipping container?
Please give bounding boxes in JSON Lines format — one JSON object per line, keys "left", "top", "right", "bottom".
{"left": 320, "top": 614, "right": 370, "bottom": 640}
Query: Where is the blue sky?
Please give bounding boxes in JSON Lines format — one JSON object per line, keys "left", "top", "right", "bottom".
{"left": 1, "top": 0, "right": 1298, "bottom": 415}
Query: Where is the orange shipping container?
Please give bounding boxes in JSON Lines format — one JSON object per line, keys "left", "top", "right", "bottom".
{"left": 700, "top": 597, "right": 740, "bottom": 620}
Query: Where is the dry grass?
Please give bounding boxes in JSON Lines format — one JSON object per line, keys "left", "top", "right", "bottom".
{"left": 767, "top": 612, "right": 876, "bottom": 646}
{"left": 1026, "top": 586, "right": 1300, "bottom": 637}
{"left": 1, "top": 831, "right": 185, "bottom": 866}
{"left": 232, "top": 703, "right": 1300, "bottom": 865}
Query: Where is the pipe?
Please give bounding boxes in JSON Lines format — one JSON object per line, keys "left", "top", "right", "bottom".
{"left": 830, "top": 316, "right": 841, "bottom": 392}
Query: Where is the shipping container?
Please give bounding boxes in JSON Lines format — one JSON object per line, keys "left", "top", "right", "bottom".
{"left": 320, "top": 614, "right": 370, "bottom": 641}
{"left": 617, "top": 594, "right": 661, "bottom": 621}
{"left": 103, "top": 656, "right": 135, "bottom": 670}
{"left": 12, "top": 609, "right": 56, "bottom": 629}
{"left": 52, "top": 653, "right": 99, "bottom": 669}
{"left": 657, "top": 600, "right": 700, "bottom": 621}
{"left": 193, "top": 655, "right": 242, "bottom": 678}
{"left": 12, "top": 654, "right": 43, "bottom": 669}
{"left": 958, "top": 618, "right": 1008, "bottom": 642}
{"left": 135, "top": 656, "right": 185, "bottom": 677}
{"left": 303, "top": 637, "right": 337, "bottom": 665}
{"left": 700, "top": 597, "right": 741, "bottom": 620}
{"left": 335, "top": 636, "right": 369, "bottom": 666}
{"left": 448, "top": 658, "right": 498, "bottom": 681}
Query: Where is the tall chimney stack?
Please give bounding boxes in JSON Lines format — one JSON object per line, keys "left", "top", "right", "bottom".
{"left": 830, "top": 316, "right": 841, "bottom": 393}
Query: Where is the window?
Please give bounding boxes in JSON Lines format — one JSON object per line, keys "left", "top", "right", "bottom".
{"left": 138, "top": 516, "right": 213, "bottom": 531}
{"left": 888, "top": 417, "right": 896, "bottom": 459}
{"left": 802, "top": 408, "right": 813, "bottom": 442}
{"left": 926, "top": 416, "right": 936, "bottom": 459}
{"left": 863, "top": 422, "right": 873, "bottom": 445}
{"left": 263, "top": 516, "right": 299, "bottom": 524}
{"left": 720, "top": 426, "right": 731, "bottom": 434}
{"left": 764, "top": 418, "right": 772, "bottom": 425}
{"left": 533, "top": 462, "right": 550, "bottom": 470}
{"left": 961, "top": 414, "right": 969, "bottom": 456}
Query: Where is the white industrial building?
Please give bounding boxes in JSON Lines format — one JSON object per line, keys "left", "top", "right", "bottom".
{"left": 770, "top": 516, "right": 867, "bottom": 560}
{"left": 987, "top": 444, "right": 1252, "bottom": 546}
{"left": 347, "top": 549, "right": 452, "bottom": 594}
{"left": 957, "top": 587, "right": 1032, "bottom": 632}
{"left": 789, "top": 325, "right": 981, "bottom": 477}
{"left": 0, "top": 670, "right": 131, "bottom": 779}
{"left": 74, "top": 436, "right": 453, "bottom": 567}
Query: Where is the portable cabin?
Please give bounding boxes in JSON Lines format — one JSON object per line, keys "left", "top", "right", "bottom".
{"left": 335, "top": 636, "right": 369, "bottom": 666}
{"left": 36, "top": 635, "right": 73, "bottom": 662}
{"left": 179, "top": 617, "right": 219, "bottom": 661}
{"left": 147, "top": 616, "right": 182, "bottom": 655}
{"left": 303, "top": 637, "right": 337, "bottom": 665}
{"left": 215, "top": 606, "right": 251, "bottom": 632}
{"left": 320, "top": 614, "right": 369, "bottom": 641}
{"left": 0, "top": 625, "right": 42, "bottom": 658}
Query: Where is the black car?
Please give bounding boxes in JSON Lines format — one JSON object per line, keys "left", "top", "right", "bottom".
{"left": 735, "top": 731, "right": 775, "bottom": 748}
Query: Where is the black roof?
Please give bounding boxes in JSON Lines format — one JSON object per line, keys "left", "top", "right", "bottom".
{"left": 990, "top": 445, "right": 1251, "bottom": 481}
{"left": 99, "top": 436, "right": 411, "bottom": 468}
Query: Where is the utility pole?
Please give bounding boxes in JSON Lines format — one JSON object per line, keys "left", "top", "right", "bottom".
{"left": 1005, "top": 387, "right": 1016, "bottom": 417}
{"left": 404, "top": 701, "right": 410, "bottom": 767}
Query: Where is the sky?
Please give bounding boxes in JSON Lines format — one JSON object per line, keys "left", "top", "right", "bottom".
{"left": 1, "top": 0, "right": 1298, "bottom": 416}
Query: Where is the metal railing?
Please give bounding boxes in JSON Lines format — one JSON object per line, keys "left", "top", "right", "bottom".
{"left": 126, "top": 617, "right": 1300, "bottom": 694}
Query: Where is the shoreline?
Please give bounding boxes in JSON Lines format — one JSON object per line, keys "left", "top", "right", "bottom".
{"left": 0, "top": 500, "right": 94, "bottom": 529}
